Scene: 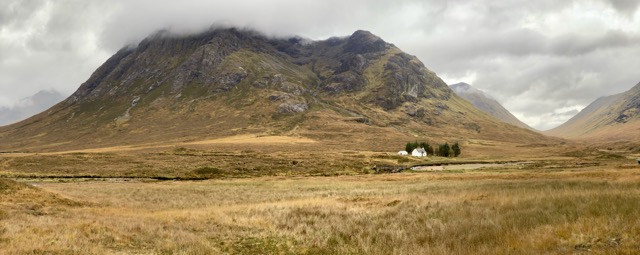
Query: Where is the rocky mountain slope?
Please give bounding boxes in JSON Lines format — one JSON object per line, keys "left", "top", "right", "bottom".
{"left": 0, "top": 90, "right": 65, "bottom": 126}
{"left": 0, "top": 28, "right": 549, "bottom": 152}
{"left": 450, "top": 83, "right": 532, "bottom": 130}
{"left": 546, "top": 82, "right": 640, "bottom": 142}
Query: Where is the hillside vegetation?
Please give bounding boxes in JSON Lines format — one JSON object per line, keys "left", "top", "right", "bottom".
{"left": 547, "top": 82, "right": 640, "bottom": 144}
{"left": 0, "top": 28, "right": 550, "bottom": 152}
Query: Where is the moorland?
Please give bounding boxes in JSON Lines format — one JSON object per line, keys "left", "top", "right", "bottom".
{"left": 1, "top": 137, "right": 639, "bottom": 254}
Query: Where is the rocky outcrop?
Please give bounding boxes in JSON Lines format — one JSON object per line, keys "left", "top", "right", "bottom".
{"left": 59, "top": 28, "right": 454, "bottom": 116}
{"left": 277, "top": 101, "right": 308, "bottom": 114}
{"left": 268, "top": 92, "right": 308, "bottom": 114}
{"left": 344, "top": 30, "right": 388, "bottom": 54}
{"left": 66, "top": 48, "right": 134, "bottom": 104}
{"left": 375, "top": 53, "right": 450, "bottom": 110}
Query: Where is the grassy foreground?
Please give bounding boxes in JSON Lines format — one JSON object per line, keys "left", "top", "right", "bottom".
{"left": 1, "top": 166, "right": 639, "bottom": 254}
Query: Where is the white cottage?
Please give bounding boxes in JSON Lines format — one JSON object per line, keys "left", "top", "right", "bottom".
{"left": 398, "top": 150, "right": 408, "bottom": 156}
{"left": 411, "top": 148, "right": 427, "bottom": 157}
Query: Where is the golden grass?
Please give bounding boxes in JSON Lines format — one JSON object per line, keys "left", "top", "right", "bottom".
{"left": 0, "top": 135, "right": 316, "bottom": 156}
{"left": 1, "top": 166, "right": 640, "bottom": 254}
{"left": 185, "top": 134, "right": 317, "bottom": 145}
{"left": 0, "top": 137, "right": 595, "bottom": 180}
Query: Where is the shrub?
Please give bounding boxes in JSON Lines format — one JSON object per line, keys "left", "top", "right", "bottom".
{"left": 439, "top": 143, "right": 451, "bottom": 157}
{"left": 194, "top": 166, "right": 223, "bottom": 175}
{"left": 405, "top": 141, "right": 434, "bottom": 155}
{"left": 452, "top": 142, "right": 461, "bottom": 157}
{"left": 405, "top": 141, "right": 419, "bottom": 153}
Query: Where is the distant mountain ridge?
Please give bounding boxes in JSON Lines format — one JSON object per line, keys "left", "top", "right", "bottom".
{"left": 450, "top": 83, "right": 532, "bottom": 130}
{"left": 0, "top": 90, "right": 65, "bottom": 126}
{"left": 0, "top": 28, "right": 549, "bottom": 152}
{"left": 546, "top": 82, "right": 640, "bottom": 142}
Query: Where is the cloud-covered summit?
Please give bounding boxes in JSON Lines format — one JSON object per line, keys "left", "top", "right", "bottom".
{"left": 1, "top": 0, "right": 639, "bottom": 130}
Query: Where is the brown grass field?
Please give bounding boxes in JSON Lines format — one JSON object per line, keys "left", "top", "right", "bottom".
{"left": 1, "top": 137, "right": 640, "bottom": 254}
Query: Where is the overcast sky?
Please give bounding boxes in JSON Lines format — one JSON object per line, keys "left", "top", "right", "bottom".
{"left": 1, "top": 0, "right": 639, "bottom": 130}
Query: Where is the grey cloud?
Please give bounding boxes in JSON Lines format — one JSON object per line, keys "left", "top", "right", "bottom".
{"left": 401, "top": 0, "right": 640, "bottom": 130}
{"left": 603, "top": 0, "right": 640, "bottom": 16}
{"left": 97, "top": 0, "right": 422, "bottom": 51}
{"left": 0, "top": 0, "right": 112, "bottom": 107}
{"left": 548, "top": 30, "right": 640, "bottom": 56}
{"left": 0, "top": 0, "right": 47, "bottom": 28}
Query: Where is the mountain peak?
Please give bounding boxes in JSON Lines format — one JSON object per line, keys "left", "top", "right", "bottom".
{"left": 351, "top": 30, "right": 378, "bottom": 39}
{"left": 0, "top": 27, "right": 548, "bottom": 151}
{"left": 450, "top": 82, "right": 473, "bottom": 92}
{"left": 450, "top": 82, "right": 493, "bottom": 100}
{"left": 345, "top": 30, "right": 388, "bottom": 54}
{"left": 450, "top": 82, "right": 470, "bottom": 89}
{"left": 450, "top": 82, "right": 532, "bottom": 130}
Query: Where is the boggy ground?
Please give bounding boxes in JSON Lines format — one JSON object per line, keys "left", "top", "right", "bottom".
{"left": 1, "top": 138, "right": 639, "bottom": 254}
{"left": 0, "top": 136, "right": 598, "bottom": 180}
{"left": 1, "top": 163, "right": 640, "bottom": 254}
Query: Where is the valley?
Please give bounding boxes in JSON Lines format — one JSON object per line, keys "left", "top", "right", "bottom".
{"left": 0, "top": 26, "right": 639, "bottom": 254}
{"left": 1, "top": 132, "right": 639, "bottom": 254}
{"left": 1, "top": 147, "right": 639, "bottom": 254}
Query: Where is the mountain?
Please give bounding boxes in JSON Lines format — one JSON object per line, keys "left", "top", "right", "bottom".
{"left": 546, "top": 82, "right": 640, "bottom": 142}
{"left": 0, "top": 28, "right": 549, "bottom": 152}
{"left": 450, "top": 83, "right": 532, "bottom": 130}
{"left": 0, "top": 90, "right": 66, "bottom": 126}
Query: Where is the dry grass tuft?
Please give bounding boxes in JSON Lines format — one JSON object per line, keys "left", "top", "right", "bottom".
{"left": 0, "top": 166, "right": 639, "bottom": 254}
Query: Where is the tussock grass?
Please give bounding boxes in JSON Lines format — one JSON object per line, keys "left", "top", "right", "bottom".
{"left": 1, "top": 167, "right": 639, "bottom": 254}
{"left": 0, "top": 148, "right": 380, "bottom": 179}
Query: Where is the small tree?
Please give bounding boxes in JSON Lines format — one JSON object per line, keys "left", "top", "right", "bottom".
{"left": 419, "top": 142, "right": 434, "bottom": 156}
{"left": 405, "top": 141, "right": 420, "bottom": 153}
{"left": 405, "top": 142, "right": 413, "bottom": 153}
{"left": 425, "top": 143, "right": 434, "bottom": 155}
{"left": 452, "top": 142, "right": 461, "bottom": 157}
{"left": 439, "top": 143, "right": 450, "bottom": 157}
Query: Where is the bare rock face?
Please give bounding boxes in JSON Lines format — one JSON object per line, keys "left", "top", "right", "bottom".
{"left": 269, "top": 92, "right": 308, "bottom": 114}
{"left": 171, "top": 32, "right": 244, "bottom": 93}
{"left": 66, "top": 48, "right": 135, "bottom": 103}
{"left": 62, "top": 28, "right": 450, "bottom": 112}
{"left": 338, "top": 54, "right": 367, "bottom": 73}
{"left": 323, "top": 54, "right": 369, "bottom": 94}
{"left": 614, "top": 86, "right": 640, "bottom": 123}
{"left": 279, "top": 82, "right": 305, "bottom": 96}
{"left": 324, "top": 72, "right": 365, "bottom": 94}
{"left": 212, "top": 67, "right": 248, "bottom": 93}
{"left": 277, "top": 100, "right": 308, "bottom": 114}
{"left": 344, "top": 30, "right": 388, "bottom": 54}
{"left": 375, "top": 53, "right": 450, "bottom": 110}
{"left": 404, "top": 104, "right": 425, "bottom": 118}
